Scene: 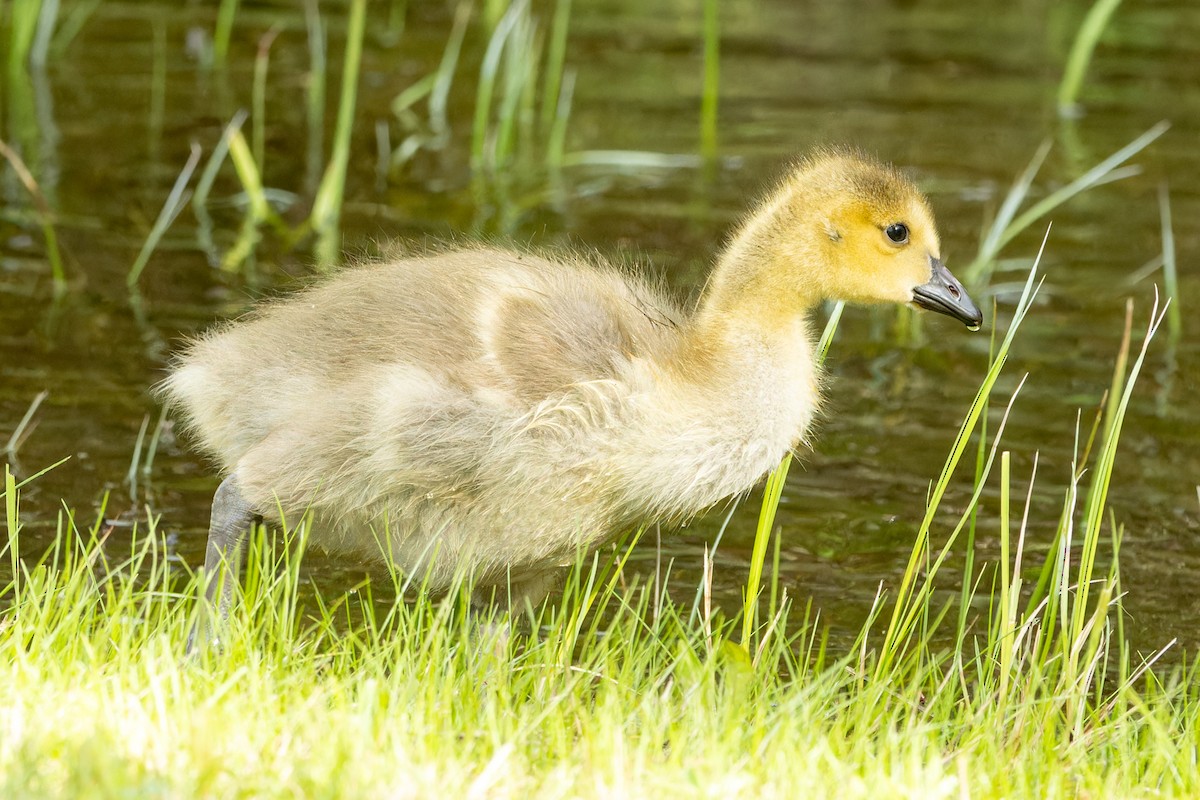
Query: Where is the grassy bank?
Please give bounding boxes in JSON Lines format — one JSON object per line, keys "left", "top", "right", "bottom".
{"left": 1, "top": 260, "right": 1195, "bottom": 799}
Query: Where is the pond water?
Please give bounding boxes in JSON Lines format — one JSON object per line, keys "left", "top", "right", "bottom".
{"left": 2, "top": 0, "right": 1197, "bottom": 656}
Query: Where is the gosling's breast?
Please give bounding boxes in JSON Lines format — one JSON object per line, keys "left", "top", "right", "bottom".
{"left": 611, "top": 332, "right": 820, "bottom": 523}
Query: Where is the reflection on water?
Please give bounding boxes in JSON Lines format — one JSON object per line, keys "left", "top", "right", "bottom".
{"left": 1, "top": 0, "right": 1197, "bottom": 656}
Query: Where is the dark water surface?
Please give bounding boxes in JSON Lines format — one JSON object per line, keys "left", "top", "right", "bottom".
{"left": 2, "top": 0, "right": 1198, "bottom": 655}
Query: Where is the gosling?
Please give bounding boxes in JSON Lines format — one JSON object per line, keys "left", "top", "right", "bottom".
{"left": 162, "top": 148, "right": 982, "bottom": 627}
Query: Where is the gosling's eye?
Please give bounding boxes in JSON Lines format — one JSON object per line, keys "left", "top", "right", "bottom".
{"left": 885, "top": 223, "right": 909, "bottom": 244}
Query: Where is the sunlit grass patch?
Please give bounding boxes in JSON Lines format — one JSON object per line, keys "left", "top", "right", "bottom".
{"left": 2, "top": 251, "right": 1197, "bottom": 797}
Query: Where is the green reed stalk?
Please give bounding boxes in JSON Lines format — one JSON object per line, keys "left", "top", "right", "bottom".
{"left": 429, "top": 3, "right": 470, "bottom": 136}
{"left": 7, "top": 0, "right": 42, "bottom": 72}
{"left": 1157, "top": 183, "right": 1181, "bottom": 344}
{"left": 546, "top": 70, "right": 575, "bottom": 173}
{"left": 539, "top": 0, "right": 571, "bottom": 135}
{"left": 192, "top": 110, "right": 247, "bottom": 214}
{"left": 874, "top": 243, "right": 1045, "bottom": 681}
{"left": 127, "top": 143, "right": 202, "bottom": 287}
{"left": 387, "top": 0, "right": 407, "bottom": 43}
{"left": 141, "top": 409, "right": 167, "bottom": 479}
{"left": 995, "top": 451, "right": 1012, "bottom": 694}
{"left": 28, "top": 0, "right": 58, "bottom": 68}
{"left": 483, "top": 0, "right": 508, "bottom": 29}
{"left": 492, "top": 10, "right": 534, "bottom": 170}
{"left": 46, "top": 0, "right": 96, "bottom": 59}
{"left": 4, "top": 391, "right": 48, "bottom": 457}
{"left": 767, "top": 519, "right": 783, "bottom": 626}
{"left": 955, "top": 311, "right": 998, "bottom": 640}
{"left": 1068, "top": 298, "right": 1165, "bottom": 676}
{"left": 971, "top": 141, "right": 1049, "bottom": 278}
{"left": 700, "top": 0, "right": 719, "bottom": 162}
{"left": 311, "top": 0, "right": 367, "bottom": 265}
{"left": 391, "top": 0, "right": 467, "bottom": 152}
{"left": 472, "top": 0, "right": 525, "bottom": 172}
{"left": 1066, "top": 303, "right": 1132, "bottom": 650}
{"left": 741, "top": 453, "right": 789, "bottom": 653}
{"left": 965, "top": 122, "right": 1168, "bottom": 282}
{"left": 1058, "top": 0, "right": 1123, "bottom": 115}
{"left": 1003, "top": 453, "right": 1036, "bottom": 691}
{"left": 253, "top": 28, "right": 280, "bottom": 171}
{"left": 0, "top": 137, "right": 65, "bottom": 290}
{"left": 303, "top": 0, "right": 326, "bottom": 193}
{"left": 518, "top": 20, "right": 540, "bottom": 167}
{"left": 4, "top": 465, "right": 19, "bottom": 598}
{"left": 225, "top": 137, "right": 265, "bottom": 214}
{"left": 742, "top": 302, "right": 845, "bottom": 651}
{"left": 222, "top": 128, "right": 274, "bottom": 271}
{"left": 1001, "top": 122, "right": 1166, "bottom": 249}
{"left": 213, "top": 0, "right": 239, "bottom": 66}
{"left": 126, "top": 414, "right": 150, "bottom": 496}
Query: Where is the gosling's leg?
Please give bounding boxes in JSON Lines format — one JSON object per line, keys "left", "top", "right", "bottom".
{"left": 187, "top": 473, "right": 259, "bottom": 654}
{"left": 466, "top": 570, "right": 562, "bottom": 652}
{"left": 469, "top": 569, "right": 561, "bottom": 616}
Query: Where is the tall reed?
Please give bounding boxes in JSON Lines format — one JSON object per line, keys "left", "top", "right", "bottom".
{"left": 1157, "top": 182, "right": 1181, "bottom": 344}
{"left": 311, "top": 0, "right": 368, "bottom": 266}
{"left": 965, "top": 121, "right": 1168, "bottom": 283}
{"left": 126, "top": 143, "right": 202, "bottom": 287}
{"left": 700, "top": 0, "right": 720, "bottom": 162}
{"left": 213, "top": 0, "right": 240, "bottom": 66}
{"left": 741, "top": 301, "right": 844, "bottom": 651}
{"left": 0, "top": 137, "right": 65, "bottom": 290}
{"left": 7, "top": 0, "right": 45, "bottom": 72}
{"left": 1058, "top": 0, "right": 1123, "bottom": 115}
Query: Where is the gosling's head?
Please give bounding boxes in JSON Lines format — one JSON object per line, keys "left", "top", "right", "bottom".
{"left": 776, "top": 149, "right": 984, "bottom": 330}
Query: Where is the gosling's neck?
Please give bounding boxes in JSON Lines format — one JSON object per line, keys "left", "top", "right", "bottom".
{"left": 694, "top": 180, "right": 827, "bottom": 336}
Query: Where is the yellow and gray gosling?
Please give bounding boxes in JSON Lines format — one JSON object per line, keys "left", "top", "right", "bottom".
{"left": 161, "top": 149, "right": 983, "bottom": 642}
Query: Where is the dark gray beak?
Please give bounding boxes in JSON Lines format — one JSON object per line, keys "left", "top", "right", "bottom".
{"left": 912, "top": 258, "right": 983, "bottom": 330}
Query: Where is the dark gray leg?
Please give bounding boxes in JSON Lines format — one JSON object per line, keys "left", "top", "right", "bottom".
{"left": 467, "top": 570, "right": 561, "bottom": 652}
{"left": 188, "top": 473, "right": 259, "bottom": 654}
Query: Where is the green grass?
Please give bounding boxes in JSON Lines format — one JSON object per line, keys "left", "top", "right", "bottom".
{"left": 3, "top": 390, "right": 47, "bottom": 458}
{"left": 303, "top": 0, "right": 327, "bottom": 193}
{"left": 1058, "top": 0, "right": 1124, "bottom": 115}
{"left": 700, "top": 0, "right": 720, "bottom": 163}
{"left": 125, "top": 142, "right": 202, "bottom": 288}
{"left": 6, "top": 0, "right": 48, "bottom": 73}
{"left": 0, "top": 136, "right": 65, "bottom": 290}
{"left": 964, "top": 121, "right": 1168, "bottom": 284}
{"left": 741, "top": 300, "right": 844, "bottom": 649}
{"left": 1157, "top": 182, "right": 1181, "bottom": 345}
{"left": 252, "top": 27, "right": 281, "bottom": 172}
{"left": 212, "top": 0, "right": 239, "bottom": 67}
{"left": 310, "top": 0, "right": 368, "bottom": 266}
{"left": 2, "top": 251, "right": 1194, "bottom": 797}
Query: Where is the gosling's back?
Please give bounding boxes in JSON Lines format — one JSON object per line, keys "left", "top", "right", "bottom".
{"left": 163, "top": 248, "right": 721, "bottom": 589}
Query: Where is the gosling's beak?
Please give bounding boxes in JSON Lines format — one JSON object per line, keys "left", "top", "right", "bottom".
{"left": 912, "top": 258, "right": 983, "bottom": 331}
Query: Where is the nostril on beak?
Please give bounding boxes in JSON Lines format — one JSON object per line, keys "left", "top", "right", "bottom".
{"left": 949, "top": 285, "right": 960, "bottom": 299}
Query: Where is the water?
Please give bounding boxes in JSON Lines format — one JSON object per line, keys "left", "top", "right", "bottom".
{"left": 2, "top": 0, "right": 1197, "bottom": 655}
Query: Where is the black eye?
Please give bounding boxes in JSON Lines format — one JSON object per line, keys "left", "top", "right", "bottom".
{"left": 885, "top": 223, "right": 909, "bottom": 244}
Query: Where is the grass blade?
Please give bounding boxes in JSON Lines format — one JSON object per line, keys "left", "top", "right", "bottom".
{"left": 742, "top": 301, "right": 845, "bottom": 651}
{"left": 0, "top": 136, "right": 66, "bottom": 290}
{"left": 964, "top": 123, "right": 1168, "bottom": 283}
{"left": 875, "top": 232, "right": 1047, "bottom": 680}
{"left": 1058, "top": 0, "right": 1123, "bottom": 115}
{"left": 311, "top": 0, "right": 368, "bottom": 265}
{"left": 1157, "top": 182, "right": 1181, "bottom": 343}
{"left": 126, "top": 142, "right": 202, "bottom": 287}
